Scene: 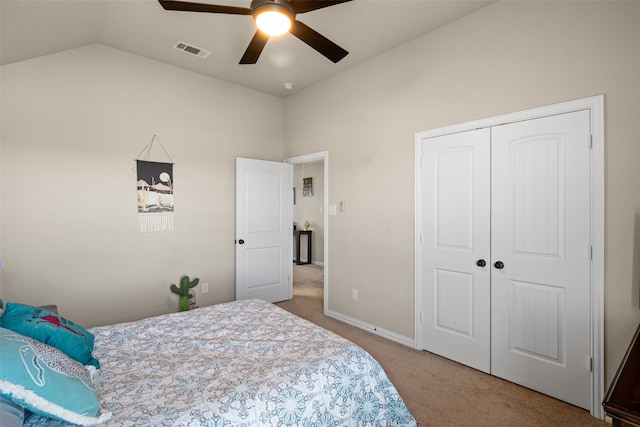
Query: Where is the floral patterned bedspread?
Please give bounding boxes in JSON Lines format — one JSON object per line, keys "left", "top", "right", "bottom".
{"left": 24, "top": 299, "right": 416, "bottom": 426}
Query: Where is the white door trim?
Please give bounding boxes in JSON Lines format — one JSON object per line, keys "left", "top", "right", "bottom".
{"left": 284, "top": 151, "right": 329, "bottom": 315}
{"left": 414, "top": 95, "right": 605, "bottom": 418}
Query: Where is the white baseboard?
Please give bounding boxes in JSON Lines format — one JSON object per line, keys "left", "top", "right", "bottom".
{"left": 326, "top": 309, "right": 415, "bottom": 348}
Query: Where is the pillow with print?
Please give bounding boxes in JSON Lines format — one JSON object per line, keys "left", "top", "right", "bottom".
{"left": 0, "top": 328, "right": 111, "bottom": 425}
{"left": 0, "top": 302, "right": 99, "bottom": 368}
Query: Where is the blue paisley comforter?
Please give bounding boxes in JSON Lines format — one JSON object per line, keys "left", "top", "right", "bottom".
{"left": 24, "top": 299, "right": 416, "bottom": 426}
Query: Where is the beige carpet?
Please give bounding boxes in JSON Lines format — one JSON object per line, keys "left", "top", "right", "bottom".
{"left": 277, "top": 264, "right": 607, "bottom": 427}
{"left": 291, "top": 263, "right": 324, "bottom": 299}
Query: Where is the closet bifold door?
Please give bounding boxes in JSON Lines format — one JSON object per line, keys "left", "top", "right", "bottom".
{"left": 490, "top": 110, "right": 592, "bottom": 410}
{"left": 420, "top": 128, "right": 491, "bottom": 374}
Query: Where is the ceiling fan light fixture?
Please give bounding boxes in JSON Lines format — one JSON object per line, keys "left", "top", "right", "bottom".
{"left": 159, "top": 0, "right": 351, "bottom": 64}
{"left": 254, "top": 5, "right": 292, "bottom": 36}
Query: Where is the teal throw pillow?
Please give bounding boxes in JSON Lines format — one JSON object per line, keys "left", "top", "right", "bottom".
{"left": 0, "top": 328, "right": 111, "bottom": 425}
{"left": 0, "top": 303, "right": 99, "bottom": 368}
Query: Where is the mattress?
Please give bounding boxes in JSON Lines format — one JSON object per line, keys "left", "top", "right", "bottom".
{"left": 23, "top": 298, "right": 416, "bottom": 426}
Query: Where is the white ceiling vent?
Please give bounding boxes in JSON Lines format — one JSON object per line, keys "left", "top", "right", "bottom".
{"left": 173, "top": 41, "right": 211, "bottom": 59}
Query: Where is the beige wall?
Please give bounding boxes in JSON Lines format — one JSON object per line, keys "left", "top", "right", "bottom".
{"left": 293, "top": 162, "right": 324, "bottom": 264}
{"left": 0, "top": 45, "right": 285, "bottom": 327}
{"left": 284, "top": 1, "right": 640, "bottom": 387}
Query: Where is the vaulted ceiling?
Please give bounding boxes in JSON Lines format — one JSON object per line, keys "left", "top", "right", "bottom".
{"left": 1, "top": 0, "right": 492, "bottom": 97}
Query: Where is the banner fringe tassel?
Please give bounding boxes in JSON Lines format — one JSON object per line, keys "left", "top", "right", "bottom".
{"left": 139, "top": 212, "right": 174, "bottom": 233}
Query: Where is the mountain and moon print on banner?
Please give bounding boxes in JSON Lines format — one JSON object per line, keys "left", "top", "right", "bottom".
{"left": 136, "top": 160, "right": 174, "bottom": 232}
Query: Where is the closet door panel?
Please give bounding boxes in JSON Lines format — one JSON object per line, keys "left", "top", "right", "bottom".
{"left": 490, "top": 110, "right": 591, "bottom": 410}
{"left": 420, "top": 128, "right": 491, "bottom": 373}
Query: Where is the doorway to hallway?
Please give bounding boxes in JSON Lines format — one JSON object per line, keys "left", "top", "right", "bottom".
{"left": 285, "top": 151, "right": 329, "bottom": 315}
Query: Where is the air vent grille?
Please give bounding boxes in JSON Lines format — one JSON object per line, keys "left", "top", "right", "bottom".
{"left": 173, "top": 41, "right": 211, "bottom": 59}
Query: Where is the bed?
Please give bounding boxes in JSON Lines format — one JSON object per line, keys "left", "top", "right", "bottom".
{"left": 5, "top": 298, "right": 416, "bottom": 426}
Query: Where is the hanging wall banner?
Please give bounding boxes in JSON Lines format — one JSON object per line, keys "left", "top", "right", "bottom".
{"left": 136, "top": 160, "right": 174, "bottom": 232}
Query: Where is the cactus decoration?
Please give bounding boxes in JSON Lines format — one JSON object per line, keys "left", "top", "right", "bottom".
{"left": 170, "top": 275, "right": 200, "bottom": 311}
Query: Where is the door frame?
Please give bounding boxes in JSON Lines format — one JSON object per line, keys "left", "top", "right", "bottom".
{"left": 414, "top": 95, "right": 605, "bottom": 418}
{"left": 284, "top": 151, "right": 329, "bottom": 315}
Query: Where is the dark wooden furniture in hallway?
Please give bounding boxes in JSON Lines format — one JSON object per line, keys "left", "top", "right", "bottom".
{"left": 293, "top": 229, "right": 312, "bottom": 265}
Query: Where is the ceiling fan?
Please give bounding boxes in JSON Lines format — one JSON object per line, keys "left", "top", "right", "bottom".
{"left": 158, "top": 0, "right": 352, "bottom": 64}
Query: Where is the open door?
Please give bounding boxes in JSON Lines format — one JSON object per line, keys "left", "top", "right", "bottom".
{"left": 235, "top": 158, "right": 293, "bottom": 302}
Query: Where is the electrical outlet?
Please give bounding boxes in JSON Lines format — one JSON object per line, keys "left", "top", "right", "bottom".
{"left": 202, "top": 283, "right": 209, "bottom": 294}
{"left": 351, "top": 289, "right": 358, "bottom": 301}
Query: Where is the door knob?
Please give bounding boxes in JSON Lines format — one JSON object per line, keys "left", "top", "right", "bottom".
{"left": 476, "top": 259, "right": 486, "bottom": 267}
{"left": 494, "top": 261, "right": 504, "bottom": 269}
{"left": 238, "top": 239, "right": 245, "bottom": 245}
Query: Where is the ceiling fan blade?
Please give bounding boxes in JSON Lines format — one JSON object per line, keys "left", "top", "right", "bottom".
{"left": 289, "top": 20, "right": 348, "bottom": 63}
{"left": 289, "top": 0, "right": 352, "bottom": 14}
{"left": 158, "top": 0, "right": 252, "bottom": 15}
{"left": 240, "top": 31, "right": 270, "bottom": 64}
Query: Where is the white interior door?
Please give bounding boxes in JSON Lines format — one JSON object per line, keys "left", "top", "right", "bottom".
{"left": 420, "top": 128, "right": 491, "bottom": 373}
{"left": 235, "top": 158, "right": 293, "bottom": 303}
{"left": 490, "top": 110, "right": 592, "bottom": 409}
{"left": 419, "top": 110, "right": 592, "bottom": 409}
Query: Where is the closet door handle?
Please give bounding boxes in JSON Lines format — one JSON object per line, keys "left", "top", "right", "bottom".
{"left": 494, "top": 261, "right": 504, "bottom": 269}
{"left": 476, "top": 259, "right": 486, "bottom": 267}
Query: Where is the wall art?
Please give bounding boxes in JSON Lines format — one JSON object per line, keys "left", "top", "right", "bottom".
{"left": 303, "top": 177, "right": 313, "bottom": 197}
{"left": 137, "top": 160, "right": 174, "bottom": 232}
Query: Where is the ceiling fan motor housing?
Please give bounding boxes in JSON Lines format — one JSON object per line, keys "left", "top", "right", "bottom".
{"left": 250, "top": 0, "right": 295, "bottom": 19}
